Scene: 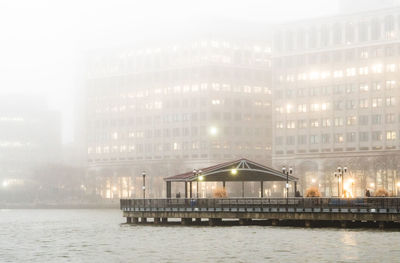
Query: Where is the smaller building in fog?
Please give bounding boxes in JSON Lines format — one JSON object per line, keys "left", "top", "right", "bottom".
{"left": 0, "top": 95, "right": 61, "bottom": 188}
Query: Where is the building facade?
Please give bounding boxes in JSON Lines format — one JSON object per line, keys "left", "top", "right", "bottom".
{"left": 0, "top": 95, "right": 61, "bottom": 188}
{"left": 86, "top": 37, "right": 272, "bottom": 199}
{"left": 272, "top": 7, "right": 400, "bottom": 196}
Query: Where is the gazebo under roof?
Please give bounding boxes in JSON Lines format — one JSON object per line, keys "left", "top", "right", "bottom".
{"left": 164, "top": 158, "right": 298, "bottom": 198}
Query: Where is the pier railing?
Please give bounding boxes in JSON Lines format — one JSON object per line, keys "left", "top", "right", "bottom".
{"left": 121, "top": 197, "right": 400, "bottom": 213}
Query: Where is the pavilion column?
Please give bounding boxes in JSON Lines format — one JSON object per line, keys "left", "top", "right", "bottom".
{"left": 222, "top": 181, "right": 226, "bottom": 189}
{"left": 190, "top": 182, "right": 193, "bottom": 198}
{"left": 185, "top": 182, "right": 188, "bottom": 198}
{"left": 166, "top": 181, "right": 171, "bottom": 198}
{"left": 242, "top": 181, "right": 244, "bottom": 198}
{"left": 294, "top": 181, "right": 297, "bottom": 196}
{"left": 260, "top": 181, "right": 264, "bottom": 198}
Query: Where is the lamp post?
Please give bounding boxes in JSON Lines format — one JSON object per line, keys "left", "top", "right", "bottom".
{"left": 142, "top": 171, "right": 146, "bottom": 199}
{"left": 334, "top": 166, "right": 347, "bottom": 197}
{"left": 282, "top": 166, "right": 293, "bottom": 199}
{"left": 193, "top": 169, "right": 203, "bottom": 198}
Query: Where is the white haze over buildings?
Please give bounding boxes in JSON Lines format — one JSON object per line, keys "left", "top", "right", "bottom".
{"left": 0, "top": 0, "right": 338, "bottom": 143}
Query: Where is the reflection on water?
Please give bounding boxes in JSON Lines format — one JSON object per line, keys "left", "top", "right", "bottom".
{"left": 0, "top": 209, "right": 399, "bottom": 263}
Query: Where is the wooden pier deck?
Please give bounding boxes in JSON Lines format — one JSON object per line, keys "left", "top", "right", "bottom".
{"left": 120, "top": 197, "right": 400, "bottom": 228}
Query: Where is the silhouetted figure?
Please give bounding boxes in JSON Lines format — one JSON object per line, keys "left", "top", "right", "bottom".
{"left": 176, "top": 192, "right": 181, "bottom": 198}
{"left": 365, "top": 189, "right": 371, "bottom": 197}
{"left": 295, "top": 190, "right": 302, "bottom": 197}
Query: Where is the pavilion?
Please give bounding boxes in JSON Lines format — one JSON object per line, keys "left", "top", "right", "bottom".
{"left": 164, "top": 158, "right": 298, "bottom": 198}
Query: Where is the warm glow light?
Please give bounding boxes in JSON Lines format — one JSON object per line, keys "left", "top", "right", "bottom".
{"left": 209, "top": 126, "right": 218, "bottom": 136}
{"left": 231, "top": 169, "right": 238, "bottom": 175}
{"left": 273, "top": 184, "right": 277, "bottom": 189}
{"left": 2, "top": 181, "right": 8, "bottom": 188}
{"left": 370, "top": 183, "right": 375, "bottom": 187}
{"left": 397, "top": 182, "right": 400, "bottom": 187}
{"left": 198, "top": 175, "right": 204, "bottom": 181}
{"left": 286, "top": 104, "right": 293, "bottom": 113}
{"left": 311, "top": 178, "right": 316, "bottom": 183}
{"left": 343, "top": 182, "right": 354, "bottom": 198}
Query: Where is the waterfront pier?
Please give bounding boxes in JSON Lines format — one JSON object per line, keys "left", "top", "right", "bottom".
{"left": 120, "top": 159, "right": 400, "bottom": 228}
{"left": 121, "top": 197, "right": 400, "bottom": 228}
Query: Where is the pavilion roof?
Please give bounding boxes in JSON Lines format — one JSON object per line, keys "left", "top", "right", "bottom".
{"left": 164, "top": 158, "right": 298, "bottom": 182}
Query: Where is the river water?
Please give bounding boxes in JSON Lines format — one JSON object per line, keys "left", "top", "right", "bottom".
{"left": 0, "top": 209, "right": 399, "bottom": 262}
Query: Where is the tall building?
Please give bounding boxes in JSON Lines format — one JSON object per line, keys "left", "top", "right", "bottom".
{"left": 85, "top": 32, "right": 272, "bottom": 198}
{"left": 272, "top": 7, "right": 400, "bottom": 196}
{"left": 0, "top": 95, "right": 61, "bottom": 187}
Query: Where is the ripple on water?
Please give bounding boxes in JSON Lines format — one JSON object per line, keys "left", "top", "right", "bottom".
{"left": 0, "top": 210, "right": 400, "bottom": 262}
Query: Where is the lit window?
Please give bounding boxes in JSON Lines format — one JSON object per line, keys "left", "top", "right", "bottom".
{"left": 286, "top": 104, "right": 293, "bottom": 113}
{"left": 372, "top": 64, "right": 383, "bottom": 73}
{"left": 287, "top": 121, "right": 295, "bottom": 129}
{"left": 372, "top": 98, "right": 383, "bottom": 108}
{"left": 346, "top": 116, "right": 357, "bottom": 126}
{"left": 309, "top": 71, "right": 320, "bottom": 80}
{"left": 346, "top": 68, "right": 356, "bottom": 76}
{"left": 333, "top": 70, "right": 343, "bottom": 78}
{"left": 385, "top": 80, "right": 396, "bottom": 89}
{"left": 386, "top": 64, "right": 396, "bottom": 72}
{"left": 310, "top": 119, "right": 319, "bottom": 127}
{"left": 276, "top": 121, "right": 284, "bottom": 129}
{"left": 359, "top": 84, "right": 369, "bottom": 92}
{"left": 335, "top": 134, "right": 344, "bottom": 143}
{"left": 386, "top": 131, "right": 397, "bottom": 140}
{"left": 310, "top": 103, "right": 320, "bottom": 112}
{"left": 386, "top": 97, "right": 396, "bottom": 106}
{"left": 322, "top": 118, "right": 331, "bottom": 127}
{"left": 297, "top": 104, "right": 307, "bottom": 113}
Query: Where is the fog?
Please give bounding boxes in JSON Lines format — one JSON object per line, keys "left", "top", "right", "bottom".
{"left": 4, "top": 0, "right": 400, "bottom": 206}
{"left": 0, "top": 0, "right": 337, "bottom": 143}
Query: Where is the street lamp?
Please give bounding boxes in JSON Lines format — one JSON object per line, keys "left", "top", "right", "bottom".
{"left": 142, "top": 171, "right": 146, "bottom": 199}
{"left": 282, "top": 166, "right": 293, "bottom": 198}
{"left": 193, "top": 169, "right": 203, "bottom": 198}
{"left": 334, "top": 166, "right": 347, "bottom": 197}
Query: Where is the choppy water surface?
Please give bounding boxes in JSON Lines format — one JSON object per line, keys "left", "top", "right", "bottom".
{"left": 1, "top": 209, "right": 399, "bottom": 262}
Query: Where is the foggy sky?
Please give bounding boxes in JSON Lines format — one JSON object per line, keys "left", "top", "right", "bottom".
{"left": 0, "top": 0, "right": 338, "bottom": 143}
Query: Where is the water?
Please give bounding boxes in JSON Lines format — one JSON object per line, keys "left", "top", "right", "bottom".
{"left": 1, "top": 209, "right": 399, "bottom": 263}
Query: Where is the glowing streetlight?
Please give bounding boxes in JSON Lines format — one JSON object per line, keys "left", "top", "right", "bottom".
{"left": 2, "top": 180, "right": 8, "bottom": 188}
{"left": 209, "top": 126, "right": 218, "bottom": 136}
{"left": 231, "top": 169, "right": 238, "bottom": 175}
